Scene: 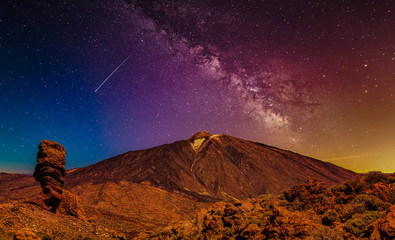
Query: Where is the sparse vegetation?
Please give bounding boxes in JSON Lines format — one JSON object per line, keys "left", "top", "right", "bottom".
{"left": 353, "top": 194, "right": 390, "bottom": 211}
{"left": 136, "top": 172, "right": 395, "bottom": 240}
{"left": 306, "top": 226, "right": 340, "bottom": 240}
{"left": 41, "top": 234, "right": 52, "bottom": 240}
{"left": 321, "top": 209, "right": 338, "bottom": 226}
{"left": 1, "top": 171, "right": 393, "bottom": 239}
{"left": 10, "top": 206, "right": 19, "bottom": 212}
{"left": 344, "top": 211, "right": 382, "bottom": 236}
{"left": 340, "top": 203, "right": 365, "bottom": 222}
{"left": 364, "top": 171, "right": 387, "bottom": 185}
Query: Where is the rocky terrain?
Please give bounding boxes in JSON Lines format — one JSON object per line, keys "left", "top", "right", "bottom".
{"left": 137, "top": 172, "right": 395, "bottom": 240}
{"left": 1, "top": 172, "right": 393, "bottom": 239}
{"left": 0, "top": 203, "right": 122, "bottom": 240}
{"left": 0, "top": 132, "right": 360, "bottom": 239}
{"left": 0, "top": 173, "right": 40, "bottom": 203}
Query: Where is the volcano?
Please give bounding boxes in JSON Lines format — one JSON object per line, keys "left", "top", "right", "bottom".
{"left": 66, "top": 131, "right": 356, "bottom": 200}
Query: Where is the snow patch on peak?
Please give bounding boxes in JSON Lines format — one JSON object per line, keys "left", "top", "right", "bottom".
{"left": 191, "top": 138, "right": 205, "bottom": 150}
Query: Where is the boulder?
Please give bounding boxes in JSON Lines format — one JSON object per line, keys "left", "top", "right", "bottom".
{"left": 57, "top": 190, "right": 85, "bottom": 220}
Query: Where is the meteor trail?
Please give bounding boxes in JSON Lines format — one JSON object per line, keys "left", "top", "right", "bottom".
{"left": 94, "top": 54, "right": 131, "bottom": 93}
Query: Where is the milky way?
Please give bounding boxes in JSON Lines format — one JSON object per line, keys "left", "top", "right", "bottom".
{"left": 1, "top": 0, "right": 394, "bottom": 172}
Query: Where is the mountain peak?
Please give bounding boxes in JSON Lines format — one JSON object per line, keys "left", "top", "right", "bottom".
{"left": 187, "top": 131, "right": 212, "bottom": 141}
{"left": 66, "top": 132, "right": 356, "bottom": 200}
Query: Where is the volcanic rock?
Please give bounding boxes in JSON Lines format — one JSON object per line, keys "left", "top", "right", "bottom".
{"left": 371, "top": 182, "right": 395, "bottom": 204}
{"left": 56, "top": 190, "right": 86, "bottom": 220}
{"left": 31, "top": 140, "right": 66, "bottom": 212}
{"left": 34, "top": 140, "right": 66, "bottom": 189}
{"left": 30, "top": 140, "right": 84, "bottom": 219}
{"left": 363, "top": 205, "right": 395, "bottom": 239}
{"left": 13, "top": 228, "right": 40, "bottom": 240}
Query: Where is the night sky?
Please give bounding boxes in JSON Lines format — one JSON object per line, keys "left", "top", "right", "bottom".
{"left": 1, "top": 0, "right": 394, "bottom": 173}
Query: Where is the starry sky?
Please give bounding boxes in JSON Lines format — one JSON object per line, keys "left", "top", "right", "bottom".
{"left": 1, "top": 0, "right": 394, "bottom": 173}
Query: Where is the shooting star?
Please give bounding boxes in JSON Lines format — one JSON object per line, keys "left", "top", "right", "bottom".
{"left": 94, "top": 54, "right": 132, "bottom": 93}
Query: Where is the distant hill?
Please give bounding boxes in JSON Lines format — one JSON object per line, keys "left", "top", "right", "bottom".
{"left": 0, "top": 172, "right": 40, "bottom": 203}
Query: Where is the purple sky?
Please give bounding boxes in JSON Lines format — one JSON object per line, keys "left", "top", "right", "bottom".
{"left": 1, "top": 0, "right": 394, "bottom": 173}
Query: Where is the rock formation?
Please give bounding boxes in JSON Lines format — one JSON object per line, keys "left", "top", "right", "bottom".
{"left": 31, "top": 140, "right": 66, "bottom": 212}
{"left": 56, "top": 190, "right": 86, "bottom": 220}
{"left": 31, "top": 140, "right": 84, "bottom": 219}
{"left": 363, "top": 205, "right": 395, "bottom": 240}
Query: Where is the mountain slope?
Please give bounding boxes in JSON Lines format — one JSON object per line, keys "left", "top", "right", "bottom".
{"left": 66, "top": 131, "right": 356, "bottom": 200}
{"left": 0, "top": 173, "right": 40, "bottom": 203}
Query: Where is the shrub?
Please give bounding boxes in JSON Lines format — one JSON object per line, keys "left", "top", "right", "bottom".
{"left": 364, "top": 171, "right": 387, "bottom": 185}
{"left": 306, "top": 226, "right": 339, "bottom": 240}
{"left": 344, "top": 211, "right": 382, "bottom": 236}
{"left": 10, "top": 206, "right": 19, "bottom": 212}
{"left": 277, "top": 193, "right": 286, "bottom": 200}
{"left": 343, "top": 178, "right": 365, "bottom": 194}
{"left": 249, "top": 218, "right": 264, "bottom": 227}
{"left": 223, "top": 227, "right": 235, "bottom": 236}
{"left": 0, "top": 227, "right": 6, "bottom": 237}
{"left": 259, "top": 194, "right": 274, "bottom": 202}
{"left": 331, "top": 184, "right": 347, "bottom": 193}
{"left": 353, "top": 194, "right": 390, "bottom": 211}
{"left": 388, "top": 185, "right": 395, "bottom": 204}
{"left": 3, "top": 220, "right": 14, "bottom": 227}
{"left": 290, "top": 199, "right": 310, "bottom": 211}
{"left": 387, "top": 173, "right": 395, "bottom": 183}
{"left": 150, "top": 228, "right": 172, "bottom": 238}
{"left": 41, "top": 234, "right": 52, "bottom": 240}
{"left": 276, "top": 199, "right": 289, "bottom": 207}
{"left": 322, "top": 209, "right": 338, "bottom": 226}
{"left": 340, "top": 203, "right": 365, "bottom": 222}
{"left": 315, "top": 193, "right": 327, "bottom": 203}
